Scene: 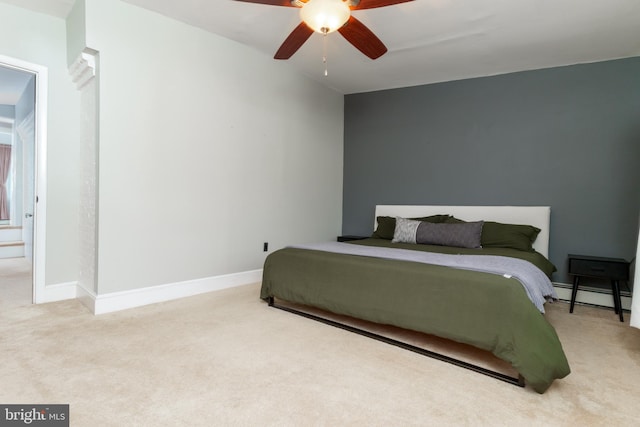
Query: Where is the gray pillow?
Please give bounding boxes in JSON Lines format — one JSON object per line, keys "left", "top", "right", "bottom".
{"left": 416, "top": 221, "right": 484, "bottom": 248}
{"left": 391, "top": 217, "right": 421, "bottom": 244}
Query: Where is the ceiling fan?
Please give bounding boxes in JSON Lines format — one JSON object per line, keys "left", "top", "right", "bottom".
{"left": 234, "top": 0, "right": 414, "bottom": 60}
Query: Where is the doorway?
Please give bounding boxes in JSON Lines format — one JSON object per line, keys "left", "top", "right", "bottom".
{"left": 0, "top": 54, "right": 48, "bottom": 307}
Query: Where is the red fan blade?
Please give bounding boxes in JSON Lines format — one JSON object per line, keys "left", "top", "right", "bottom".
{"left": 338, "top": 16, "right": 387, "bottom": 59}
{"left": 274, "top": 22, "right": 315, "bottom": 59}
{"left": 353, "top": 0, "right": 414, "bottom": 10}
{"left": 233, "top": 0, "right": 296, "bottom": 7}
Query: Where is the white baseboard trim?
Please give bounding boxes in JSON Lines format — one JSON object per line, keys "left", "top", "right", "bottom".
{"left": 553, "top": 282, "right": 632, "bottom": 311}
{"left": 40, "top": 281, "right": 78, "bottom": 303}
{"left": 91, "top": 269, "right": 263, "bottom": 315}
{"left": 76, "top": 283, "right": 97, "bottom": 313}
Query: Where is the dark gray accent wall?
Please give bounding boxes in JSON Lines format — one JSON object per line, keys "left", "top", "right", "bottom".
{"left": 343, "top": 57, "right": 640, "bottom": 283}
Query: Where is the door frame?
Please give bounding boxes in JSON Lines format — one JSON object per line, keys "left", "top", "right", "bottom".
{"left": 0, "top": 54, "right": 48, "bottom": 304}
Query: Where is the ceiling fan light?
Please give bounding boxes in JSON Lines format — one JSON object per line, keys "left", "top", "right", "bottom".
{"left": 300, "top": 0, "right": 350, "bottom": 34}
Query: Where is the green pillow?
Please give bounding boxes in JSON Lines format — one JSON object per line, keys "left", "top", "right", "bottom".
{"left": 447, "top": 217, "right": 540, "bottom": 251}
{"left": 372, "top": 215, "right": 451, "bottom": 240}
{"left": 445, "top": 216, "right": 466, "bottom": 224}
{"left": 481, "top": 221, "right": 541, "bottom": 252}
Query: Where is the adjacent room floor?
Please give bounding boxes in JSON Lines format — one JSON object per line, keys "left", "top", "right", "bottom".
{"left": 0, "top": 256, "right": 32, "bottom": 310}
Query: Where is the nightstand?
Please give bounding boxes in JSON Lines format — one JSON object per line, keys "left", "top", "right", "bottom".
{"left": 337, "top": 235, "right": 368, "bottom": 242}
{"left": 568, "top": 254, "right": 630, "bottom": 322}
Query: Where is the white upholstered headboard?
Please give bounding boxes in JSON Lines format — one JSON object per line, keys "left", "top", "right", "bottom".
{"left": 374, "top": 205, "right": 551, "bottom": 258}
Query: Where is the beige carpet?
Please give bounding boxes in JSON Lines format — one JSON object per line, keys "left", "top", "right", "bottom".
{"left": 1, "top": 283, "right": 639, "bottom": 426}
{"left": 0, "top": 257, "right": 32, "bottom": 310}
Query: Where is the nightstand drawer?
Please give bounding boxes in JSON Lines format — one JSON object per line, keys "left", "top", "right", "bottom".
{"left": 568, "top": 257, "right": 629, "bottom": 280}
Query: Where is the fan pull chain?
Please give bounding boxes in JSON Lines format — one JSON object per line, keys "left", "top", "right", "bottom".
{"left": 322, "top": 28, "right": 328, "bottom": 76}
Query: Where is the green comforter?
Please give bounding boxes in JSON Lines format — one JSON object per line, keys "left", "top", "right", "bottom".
{"left": 260, "top": 239, "right": 570, "bottom": 393}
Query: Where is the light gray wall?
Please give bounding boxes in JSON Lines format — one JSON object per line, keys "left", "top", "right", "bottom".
{"left": 343, "top": 57, "right": 640, "bottom": 282}
{"left": 66, "top": 0, "right": 87, "bottom": 66}
{"left": 15, "top": 76, "right": 35, "bottom": 120}
{"left": 0, "top": 104, "right": 13, "bottom": 118}
{"left": 84, "top": 0, "right": 344, "bottom": 294}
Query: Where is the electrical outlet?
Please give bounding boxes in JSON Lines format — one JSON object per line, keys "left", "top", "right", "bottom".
{"left": 263, "top": 242, "right": 268, "bottom": 252}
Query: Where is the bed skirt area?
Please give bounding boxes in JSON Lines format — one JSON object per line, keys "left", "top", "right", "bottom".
{"left": 267, "top": 296, "right": 526, "bottom": 388}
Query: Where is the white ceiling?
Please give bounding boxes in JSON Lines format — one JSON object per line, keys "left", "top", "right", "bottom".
{"left": 122, "top": 0, "right": 640, "bottom": 94}
{"left": 2, "top": 0, "right": 640, "bottom": 95}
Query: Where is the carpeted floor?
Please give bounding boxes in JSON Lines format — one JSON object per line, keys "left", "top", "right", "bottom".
{"left": 0, "top": 257, "right": 32, "bottom": 310}
{"left": 1, "top": 283, "right": 639, "bottom": 426}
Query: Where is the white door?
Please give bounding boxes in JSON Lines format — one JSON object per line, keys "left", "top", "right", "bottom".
{"left": 19, "top": 111, "right": 35, "bottom": 263}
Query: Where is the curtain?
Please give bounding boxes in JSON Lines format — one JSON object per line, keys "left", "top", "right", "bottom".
{"left": 0, "top": 144, "right": 11, "bottom": 220}
{"left": 630, "top": 215, "right": 640, "bottom": 328}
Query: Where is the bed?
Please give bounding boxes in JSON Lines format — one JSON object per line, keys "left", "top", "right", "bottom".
{"left": 260, "top": 205, "right": 571, "bottom": 393}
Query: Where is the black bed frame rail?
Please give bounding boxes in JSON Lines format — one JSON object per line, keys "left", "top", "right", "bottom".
{"left": 268, "top": 297, "right": 525, "bottom": 388}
